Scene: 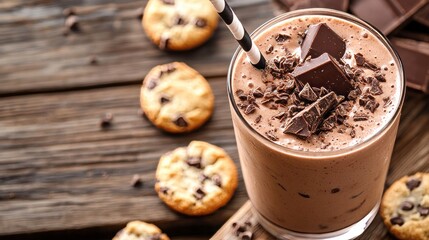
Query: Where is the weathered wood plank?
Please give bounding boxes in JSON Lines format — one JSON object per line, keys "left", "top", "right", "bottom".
{"left": 0, "top": 77, "right": 248, "bottom": 236}
{"left": 212, "top": 90, "right": 429, "bottom": 240}
{"left": 0, "top": 0, "right": 273, "bottom": 95}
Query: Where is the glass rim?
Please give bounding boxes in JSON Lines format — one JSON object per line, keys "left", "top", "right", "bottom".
{"left": 227, "top": 8, "right": 406, "bottom": 158}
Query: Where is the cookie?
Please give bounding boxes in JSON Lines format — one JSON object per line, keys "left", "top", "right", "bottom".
{"left": 113, "top": 221, "right": 170, "bottom": 240}
{"left": 155, "top": 141, "right": 238, "bottom": 216}
{"left": 140, "top": 62, "right": 214, "bottom": 133}
{"left": 380, "top": 172, "right": 429, "bottom": 240}
{"left": 142, "top": 0, "right": 218, "bottom": 51}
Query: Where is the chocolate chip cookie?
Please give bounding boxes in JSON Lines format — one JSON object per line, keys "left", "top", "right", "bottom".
{"left": 155, "top": 141, "right": 238, "bottom": 216}
{"left": 140, "top": 62, "right": 214, "bottom": 133}
{"left": 113, "top": 221, "right": 170, "bottom": 240}
{"left": 380, "top": 172, "right": 429, "bottom": 240}
{"left": 142, "top": 0, "right": 218, "bottom": 50}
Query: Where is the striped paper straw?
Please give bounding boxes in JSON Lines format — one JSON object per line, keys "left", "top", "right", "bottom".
{"left": 210, "top": 0, "right": 266, "bottom": 69}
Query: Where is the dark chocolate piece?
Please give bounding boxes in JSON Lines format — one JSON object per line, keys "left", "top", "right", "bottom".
{"left": 275, "top": 33, "right": 291, "bottom": 42}
{"left": 299, "top": 83, "right": 318, "bottom": 102}
{"left": 186, "top": 156, "right": 201, "bottom": 168}
{"left": 292, "top": 53, "right": 353, "bottom": 96}
{"left": 391, "top": 38, "right": 429, "bottom": 93}
{"left": 406, "top": 178, "right": 421, "bottom": 191}
{"left": 173, "top": 116, "right": 188, "bottom": 127}
{"left": 418, "top": 205, "right": 429, "bottom": 217}
{"left": 400, "top": 201, "right": 414, "bottom": 211}
{"left": 193, "top": 187, "right": 206, "bottom": 200}
{"left": 359, "top": 95, "right": 379, "bottom": 113}
{"left": 350, "top": 0, "right": 427, "bottom": 34}
{"left": 370, "top": 79, "right": 383, "bottom": 95}
{"left": 160, "top": 186, "right": 169, "bottom": 195}
{"left": 274, "top": 0, "right": 349, "bottom": 12}
{"left": 266, "top": 44, "right": 274, "bottom": 54}
{"left": 252, "top": 88, "right": 264, "bottom": 98}
{"left": 353, "top": 114, "right": 369, "bottom": 121}
{"left": 254, "top": 115, "right": 262, "bottom": 123}
{"left": 244, "top": 104, "right": 256, "bottom": 115}
{"left": 300, "top": 23, "right": 346, "bottom": 61}
{"left": 283, "top": 92, "right": 338, "bottom": 138}
{"left": 390, "top": 216, "right": 404, "bottom": 226}
{"left": 331, "top": 188, "right": 340, "bottom": 193}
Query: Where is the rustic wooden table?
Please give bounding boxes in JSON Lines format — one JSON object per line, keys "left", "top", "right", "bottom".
{"left": 0, "top": 0, "right": 427, "bottom": 240}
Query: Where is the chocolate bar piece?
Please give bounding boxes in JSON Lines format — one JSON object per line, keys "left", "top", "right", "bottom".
{"left": 274, "top": 0, "right": 349, "bottom": 12}
{"left": 391, "top": 37, "right": 429, "bottom": 93}
{"left": 414, "top": 4, "right": 429, "bottom": 27}
{"left": 301, "top": 23, "right": 346, "bottom": 61}
{"left": 283, "top": 92, "right": 339, "bottom": 138}
{"left": 350, "top": 0, "right": 427, "bottom": 35}
{"left": 292, "top": 53, "right": 353, "bottom": 96}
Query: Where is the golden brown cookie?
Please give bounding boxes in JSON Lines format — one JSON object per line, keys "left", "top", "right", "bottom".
{"left": 142, "top": 0, "right": 218, "bottom": 51}
{"left": 155, "top": 141, "right": 238, "bottom": 216}
{"left": 380, "top": 172, "right": 429, "bottom": 240}
{"left": 140, "top": 62, "right": 214, "bottom": 133}
{"left": 113, "top": 221, "right": 170, "bottom": 240}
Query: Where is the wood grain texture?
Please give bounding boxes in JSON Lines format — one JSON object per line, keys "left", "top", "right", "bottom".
{"left": 212, "top": 90, "right": 429, "bottom": 240}
{"left": 0, "top": 0, "right": 273, "bottom": 96}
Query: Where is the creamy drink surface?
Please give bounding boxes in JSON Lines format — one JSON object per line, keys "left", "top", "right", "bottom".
{"left": 229, "top": 13, "right": 403, "bottom": 234}
{"left": 232, "top": 15, "right": 401, "bottom": 151}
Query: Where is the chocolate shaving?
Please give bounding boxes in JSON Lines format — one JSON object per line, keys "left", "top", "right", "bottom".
{"left": 265, "top": 130, "right": 279, "bottom": 141}
{"left": 266, "top": 44, "right": 274, "bottom": 54}
{"left": 235, "top": 89, "right": 248, "bottom": 100}
{"left": 283, "top": 92, "right": 338, "bottom": 138}
{"left": 370, "top": 78, "right": 383, "bottom": 95}
{"left": 298, "top": 83, "right": 318, "bottom": 102}
{"left": 350, "top": 128, "right": 356, "bottom": 138}
{"left": 354, "top": 53, "right": 378, "bottom": 70}
{"left": 353, "top": 114, "right": 369, "bottom": 121}
{"left": 252, "top": 88, "right": 264, "bottom": 98}
{"left": 194, "top": 187, "right": 206, "bottom": 200}
{"left": 244, "top": 104, "right": 256, "bottom": 114}
{"left": 375, "top": 72, "right": 386, "bottom": 82}
{"left": 347, "top": 87, "right": 362, "bottom": 100}
{"left": 383, "top": 97, "right": 392, "bottom": 107}
{"left": 146, "top": 79, "right": 157, "bottom": 90}
{"left": 254, "top": 115, "right": 262, "bottom": 123}
{"left": 275, "top": 33, "right": 291, "bottom": 42}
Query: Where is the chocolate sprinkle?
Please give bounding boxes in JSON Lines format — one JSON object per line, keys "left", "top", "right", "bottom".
{"left": 399, "top": 201, "right": 414, "bottom": 211}
{"left": 252, "top": 88, "right": 264, "bottom": 98}
{"left": 266, "top": 44, "right": 274, "bottom": 54}
{"left": 405, "top": 178, "right": 421, "bottom": 191}
{"left": 173, "top": 116, "right": 188, "bottom": 127}
{"left": 390, "top": 216, "right": 404, "bottom": 226}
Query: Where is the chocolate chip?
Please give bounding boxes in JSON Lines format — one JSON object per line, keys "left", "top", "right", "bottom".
{"left": 254, "top": 115, "right": 262, "bottom": 123}
{"left": 194, "top": 187, "right": 206, "bottom": 200}
{"left": 199, "top": 173, "right": 208, "bottom": 183}
{"left": 159, "top": 35, "right": 169, "bottom": 50}
{"left": 252, "top": 88, "right": 264, "bottom": 98}
{"left": 266, "top": 44, "right": 274, "bottom": 54}
{"left": 173, "top": 116, "right": 188, "bottom": 127}
{"left": 353, "top": 113, "right": 369, "bottom": 121}
{"left": 174, "top": 16, "right": 186, "bottom": 25}
{"left": 211, "top": 174, "right": 222, "bottom": 187}
{"left": 160, "top": 186, "right": 169, "bottom": 195}
{"left": 130, "top": 174, "right": 142, "bottom": 188}
{"left": 364, "top": 62, "right": 379, "bottom": 71}
{"left": 370, "top": 79, "right": 383, "bottom": 95}
{"left": 195, "top": 18, "right": 207, "bottom": 28}
{"left": 275, "top": 33, "right": 291, "bottom": 42}
{"left": 160, "top": 96, "right": 170, "bottom": 104}
{"left": 265, "top": 130, "right": 279, "bottom": 141}
{"left": 186, "top": 157, "right": 201, "bottom": 168}
{"left": 298, "top": 192, "right": 310, "bottom": 198}
{"left": 244, "top": 104, "right": 256, "bottom": 115}
{"left": 65, "top": 15, "right": 79, "bottom": 32}
{"left": 331, "top": 188, "right": 340, "bottom": 194}
{"left": 100, "top": 113, "right": 113, "bottom": 128}
{"left": 400, "top": 201, "right": 414, "bottom": 211}
{"left": 299, "top": 83, "right": 318, "bottom": 102}
{"left": 162, "top": 0, "right": 174, "bottom": 4}
{"left": 319, "top": 87, "right": 329, "bottom": 97}
{"left": 240, "top": 231, "right": 253, "bottom": 240}
{"left": 146, "top": 79, "right": 158, "bottom": 90}
{"left": 390, "top": 216, "right": 404, "bottom": 226}
{"left": 406, "top": 178, "right": 421, "bottom": 191}
{"left": 417, "top": 205, "right": 429, "bottom": 217}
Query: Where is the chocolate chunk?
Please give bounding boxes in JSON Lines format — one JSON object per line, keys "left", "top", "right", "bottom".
{"left": 348, "top": 87, "right": 362, "bottom": 100}
{"left": 275, "top": 33, "right": 291, "bottom": 42}
{"left": 274, "top": 97, "right": 288, "bottom": 105}
{"left": 300, "top": 23, "right": 346, "bottom": 61}
{"left": 417, "top": 205, "right": 429, "bottom": 217}
{"left": 375, "top": 72, "right": 386, "bottom": 82}
{"left": 265, "top": 130, "right": 279, "bottom": 141}
{"left": 266, "top": 44, "right": 274, "bottom": 54}
{"left": 162, "top": 0, "right": 174, "bottom": 4}
{"left": 199, "top": 174, "right": 208, "bottom": 183}
{"left": 400, "top": 201, "right": 414, "bottom": 211}
{"left": 252, "top": 88, "right": 264, "bottom": 98}
{"left": 283, "top": 92, "right": 339, "bottom": 138}
{"left": 159, "top": 35, "right": 169, "bottom": 50}
{"left": 270, "top": 55, "right": 298, "bottom": 77}
{"left": 331, "top": 188, "right": 340, "bottom": 194}
{"left": 240, "top": 231, "right": 253, "bottom": 240}
{"left": 194, "top": 187, "right": 206, "bottom": 200}
{"left": 406, "top": 178, "right": 421, "bottom": 191}
{"left": 354, "top": 53, "right": 365, "bottom": 66}
{"left": 390, "top": 216, "right": 404, "bottom": 226}
{"left": 299, "top": 83, "right": 318, "bottom": 102}
{"left": 353, "top": 113, "right": 369, "bottom": 121}
{"left": 359, "top": 95, "right": 379, "bottom": 113}
{"left": 130, "top": 174, "right": 143, "bottom": 188}
{"left": 186, "top": 156, "right": 201, "bottom": 168}
{"left": 320, "top": 112, "right": 337, "bottom": 131}
{"left": 298, "top": 192, "right": 310, "bottom": 198}
{"left": 160, "top": 186, "right": 169, "bottom": 195}
{"left": 383, "top": 97, "right": 392, "bottom": 107}
{"left": 100, "top": 113, "right": 113, "bottom": 128}
{"left": 195, "top": 18, "right": 207, "bottom": 28}
{"left": 160, "top": 96, "right": 170, "bottom": 104}
{"left": 235, "top": 89, "right": 248, "bottom": 100}
{"left": 211, "top": 174, "right": 222, "bottom": 187}
{"left": 254, "top": 115, "right": 262, "bottom": 123}
{"left": 244, "top": 104, "right": 256, "bottom": 115}
{"left": 292, "top": 53, "right": 353, "bottom": 96}
{"left": 173, "top": 116, "right": 188, "bottom": 127}
{"left": 146, "top": 79, "right": 158, "bottom": 90}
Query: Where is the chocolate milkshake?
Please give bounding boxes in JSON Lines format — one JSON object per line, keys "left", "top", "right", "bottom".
{"left": 228, "top": 9, "right": 405, "bottom": 238}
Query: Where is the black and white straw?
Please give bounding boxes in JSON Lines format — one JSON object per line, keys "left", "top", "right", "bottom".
{"left": 210, "top": 0, "right": 266, "bottom": 69}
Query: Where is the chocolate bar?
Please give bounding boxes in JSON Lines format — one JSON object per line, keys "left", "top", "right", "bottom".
{"left": 350, "top": 0, "right": 427, "bottom": 35}
{"left": 391, "top": 37, "right": 429, "bottom": 93}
